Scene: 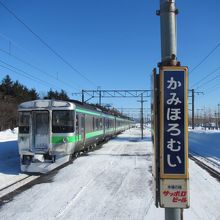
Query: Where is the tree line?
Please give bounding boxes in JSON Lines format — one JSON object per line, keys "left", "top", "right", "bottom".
{"left": 0, "top": 75, "right": 69, "bottom": 131}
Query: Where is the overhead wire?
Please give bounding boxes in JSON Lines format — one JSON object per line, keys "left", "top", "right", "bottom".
{"left": 190, "top": 42, "right": 220, "bottom": 74}
{"left": 0, "top": 59, "right": 64, "bottom": 90}
{"left": 0, "top": 32, "right": 30, "bottom": 54}
{"left": 0, "top": 0, "right": 97, "bottom": 87}
{"left": 191, "top": 67, "right": 220, "bottom": 89}
{"left": 0, "top": 48, "right": 80, "bottom": 90}
{"left": 205, "top": 84, "right": 220, "bottom": 95}
{"left": 196, "top": 74, "right": 220, "bottom": 90}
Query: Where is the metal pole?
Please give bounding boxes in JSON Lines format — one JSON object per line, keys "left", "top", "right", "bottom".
{"left": 192, "top": 89, "right": 195, "bottom": 129}
{"left": 165, "top": 208, "right": 181, "bottom": 220}
{"left": 159, "top": 0, "right": 181, "bottom": 219}
{"left": 159, "top": 0, "right": 178, "bottom": 66}
{"left": 99, "top": 91, "right": 101, "bottom": 106}
{"left": 218, "top": 104, "right": 220, "bottom": 129}
{"left": 141, "top": 93, "right": 144, "bottom": 139}
{"left": 82, "top": 90, "right": 84, "bottom": 103}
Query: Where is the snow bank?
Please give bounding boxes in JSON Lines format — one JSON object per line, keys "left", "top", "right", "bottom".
{"left": 189, "top": 129, "right": 220, "bottom": 172}
{"left": 0, "top": 128, "right": 18, "bottom": 142}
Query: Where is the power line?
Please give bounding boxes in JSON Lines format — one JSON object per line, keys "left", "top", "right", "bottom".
{"left": 190, "top": 42, "right": 220, "bottom": 73}
{"left": 0, "top": 32, "right": 30, "bottom": 54}
{"left": 196, "top": 74, "right": 220, "bottom": 90}
{"left": 0, "top": 0, "right": 97, "bottom": 87}
{"left": 0, "top": 59, "right": 63, "bottom": 90}
{"left": 191, "top": 67, "right": 220, "bottom": 89}
{"left": 204, "top": 82, "right": 220, "bottom": 95}
{"left": 0, "top": 48, "right": 80, "bottom": 90}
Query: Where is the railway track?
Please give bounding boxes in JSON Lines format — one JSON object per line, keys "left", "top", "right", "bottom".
{"left": 0, "top": 175, "right": 40, "bottom": 201}
{"left": 0, "top": 140, "right": 109, "bottom": 206}
{"left": 189, "top": 153, "right": 220, "bottom": 182}
{"left": 190, "top": 150, "right": 220, "bottom": 169}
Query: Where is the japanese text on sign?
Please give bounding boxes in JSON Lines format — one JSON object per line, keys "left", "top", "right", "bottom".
{"left": 163, "top": 70, "right": 186, "bottom": 175}
{"left": 160, "top": 179, "right": 189, "bottom": 208}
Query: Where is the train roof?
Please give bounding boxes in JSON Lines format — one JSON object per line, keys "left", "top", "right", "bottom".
{"left": 69, "top": 100, "right": 132, "bottom": 120}
{"left": 18, "top": 99, "right": 133, "bottom": 121}
{"left": 18, "top": 99, "right": 75, "bottom": 110}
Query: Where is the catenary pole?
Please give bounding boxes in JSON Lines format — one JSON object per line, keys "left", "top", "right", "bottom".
{"left": 82, "top": 90, "right": 84, "bottom": 103}
{"left": 141, "top": 93, "right": 144, "bottom": 139}
{"left": 137, "top": 93, "right": 146, "bottom": 139}
{"left": 192, "top": 89, "right": 195, "bottom": 129}
{"left": 159, "top": 0, "right": 181, "bottom": 219}
{"left": 218, "top": 104, "right": 220, "bottom": 129}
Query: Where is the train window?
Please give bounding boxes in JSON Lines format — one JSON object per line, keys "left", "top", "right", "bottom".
{"left": 35, "top": 112, "right": 49, "bottom": 135}
{"left": 99, "top": 118, "right": 103, "bottom": 129}
{"left": 93, "top": 117, "right": 95, "bottom": 131}
{"left": 96, "top": 118, "right": 99, "bottom": 130}
{"left": 52, "top": 110, "right": 74, "bottom": 133}
{"left": 81, "top": 115, "right": 85, "bottom": 130}
{"left": 19, "top": 112, "right": 30, "bottom": 133}
{"left": 76, "top": 115, "right": 79, "bottom": 128}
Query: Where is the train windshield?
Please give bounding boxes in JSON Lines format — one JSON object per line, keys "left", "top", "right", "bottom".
{"left": 19, "top": 112, "right": 30, "bottom": 134}
{"left": 52, "top": 110, "right": 74, "bottom": 133}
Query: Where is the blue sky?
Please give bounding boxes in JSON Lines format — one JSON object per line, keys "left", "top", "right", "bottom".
{"left": 0, "top": 0, "right": 220, "bottom": 117}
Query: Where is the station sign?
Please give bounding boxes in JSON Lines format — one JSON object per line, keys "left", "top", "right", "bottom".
{"left": 159, "top": 66, "right": 189, "bottom": 208}
{"left": 160, "top": 66, "right": 188, "bottom": 179}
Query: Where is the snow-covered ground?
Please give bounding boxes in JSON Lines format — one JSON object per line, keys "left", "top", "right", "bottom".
{"left": 0, "top": 127, "right": 220, "bottom": 219}
{"left": 0, "top": 128, "right": 29, "bottom": 190}
{"left": 189, "top": 128, "right": 220, "bottom": 173}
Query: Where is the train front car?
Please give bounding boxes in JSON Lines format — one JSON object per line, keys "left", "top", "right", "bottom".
{"left": 18, "top": 100, "right": 76, "bottom": 173}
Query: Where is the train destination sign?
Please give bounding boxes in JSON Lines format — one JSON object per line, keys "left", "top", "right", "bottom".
{"left": 160, "top": 66, "right": 188, "bottom": 179}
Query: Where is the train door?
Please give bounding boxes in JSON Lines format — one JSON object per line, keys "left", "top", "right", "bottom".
{"left": 76, "top": 114, "right": 85, "bottom": 147}
{"left": 76, "top": 114, "right": 80, "bottom": 142}
{"left": 103, "top": 117, "right": 106, "bottom": 136}
{"left": 80, "top": 114, "right": 85, "bottom": 145}
{"left": 32, "top": 111, "right": 49, "bottom": 151}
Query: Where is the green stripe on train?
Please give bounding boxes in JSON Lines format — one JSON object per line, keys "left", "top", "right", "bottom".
{"left": 52, "top": 135, "right": 82, "bottom": 144}
{"left": 86, "top": 130, "right": 104, "bottom": 139}
{"left": 76, "top": 108, "right": 115, "bottom": 119}
{"left": 76, "top": 108, "right": 102, "bottom": 116}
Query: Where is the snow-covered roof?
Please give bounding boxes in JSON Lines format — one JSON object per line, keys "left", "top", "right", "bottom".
{"left": 18, "top": 100, "right": 75, "bottom": 110}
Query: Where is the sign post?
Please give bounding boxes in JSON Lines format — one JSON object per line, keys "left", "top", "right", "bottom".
{"left": 151, "top": 1, "right": 190, "bottom": 219}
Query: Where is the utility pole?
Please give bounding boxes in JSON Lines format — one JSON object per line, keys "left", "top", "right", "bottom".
{"left": 158, "top": 0, "right": 178, "bottom": 66}
{"left": 141, "top": 94, "right": 144, "bottom": 139}
{"left": 159, "top": 0, "right": 181, "bottom": 218}
{"left": 158, "top": 0, "right": 184, "bottom": 219}
{"left": 99, "top": 90, "right": 101, "bottom": 106}
{"left": 138, "top": 93, "right": 147, "bottom": 139}
{"left": 218, "top": 104, "right": 220, "bottom": 129}
{"left": 192, "top": 89, "right": 195, "bottom": 129}
{"left": 189, "top": 89, "right": 203, "bottom": 130}
{"left": 82, "top": 89, "right": 84, "bottom": 103}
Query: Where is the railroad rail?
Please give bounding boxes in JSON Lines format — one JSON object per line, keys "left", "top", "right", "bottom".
{"left": 189, "top": 153, "right": 220, "bottom": 182}
{"left": 0, "top": 141, "right": 108, "bottom": 206}
{"left": 0, "top": 175, "right": 39, "bottom": 201}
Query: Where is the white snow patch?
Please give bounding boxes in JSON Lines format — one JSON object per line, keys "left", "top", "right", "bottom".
{"left": 0, "top": 127, "right": 219, "bottom": 220}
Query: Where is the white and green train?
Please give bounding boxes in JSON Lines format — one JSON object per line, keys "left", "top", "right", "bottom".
{"left": 18, "top": 99, "right": 133, "bottom": 173}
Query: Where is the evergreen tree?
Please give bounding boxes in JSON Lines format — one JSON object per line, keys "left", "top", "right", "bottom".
{"left": 1, "top": 75, "right": 13, "bottom": 95}
{"left": 44, "top": 89, "right": 69, "bottom": 100}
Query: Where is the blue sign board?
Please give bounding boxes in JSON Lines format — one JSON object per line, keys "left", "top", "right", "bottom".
{"left": 160, "top": 67, "right": 188, "bottom": 179}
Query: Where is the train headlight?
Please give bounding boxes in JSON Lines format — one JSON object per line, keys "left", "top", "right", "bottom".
{"left": 63, "top": 137, "right": 68, "bottom": 143}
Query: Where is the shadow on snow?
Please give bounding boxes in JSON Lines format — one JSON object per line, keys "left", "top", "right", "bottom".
{"left": 189, "top": 131, "right": 220, "bottom": 168}
{"left": 0, "top": 140, "right": 20, "bottom": 175}
{"left": 112, "top": 136, "right": 152, "bottom": 143}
